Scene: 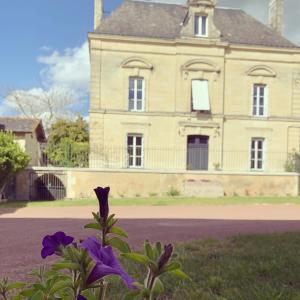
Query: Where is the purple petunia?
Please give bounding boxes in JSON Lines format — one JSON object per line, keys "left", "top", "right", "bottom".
{"left": 41, "top": 231, "right": 74, "bottom": 259}
{"left": 158, "top": 244, "right": 173, "bottom": 270}
{"left": 94, "top": 187, "right": 110, "bottom": 221}
{"left": 77, "top": 295, "right": 87, "bottom": 300}
{"left": 81, "top": 237, "right": 136, "bottom": 289}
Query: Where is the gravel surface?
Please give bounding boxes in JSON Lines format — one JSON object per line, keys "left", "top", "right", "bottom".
{"left": 2, "top": 218, "right": 300, "bottom": 281}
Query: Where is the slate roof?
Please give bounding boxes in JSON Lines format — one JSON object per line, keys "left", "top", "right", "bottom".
{"left": 95, "top": 0, "right": 298, "bottom": 48}
{"left": 0, "top": 117, "right": 46, "bottom": 142}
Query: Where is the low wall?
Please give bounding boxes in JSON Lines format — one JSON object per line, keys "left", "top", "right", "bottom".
{"left": 15, "top": 168, "right": 300, "bottom": 200}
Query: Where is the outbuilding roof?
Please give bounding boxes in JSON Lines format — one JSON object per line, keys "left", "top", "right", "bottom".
{"left": 0, "top": 117, "right": 46, "bottom": 142}
{"left": 95, "top": 0, "right": 297, "bottom": 48}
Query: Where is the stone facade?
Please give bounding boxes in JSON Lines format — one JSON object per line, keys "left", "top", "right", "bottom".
{"left": 88, "top": 0, "right": 300, "bottom": 173}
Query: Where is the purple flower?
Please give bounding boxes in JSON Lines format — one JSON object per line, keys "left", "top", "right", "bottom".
{"left": 77, "top": 295, "right": 87, "bottom": 300}
{"left": 41, "top": 231, "right": 74, "bottom": 259}
{"left": 158, "top": 244, "right": 173, "bottom": 269}
{"left": 94, "top": 187, "right": 110, "bottom": 221}
{"left": 81, "top": 237, "right": 136, "bottom": 289}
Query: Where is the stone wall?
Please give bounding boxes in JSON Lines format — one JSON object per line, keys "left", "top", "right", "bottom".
{"left": 15, "top": 168, "right": 300, "bottom": 200}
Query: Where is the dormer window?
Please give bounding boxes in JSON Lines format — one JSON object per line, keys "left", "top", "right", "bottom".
{"left": 194, "top": 15, "right": 208, "bottom": 37}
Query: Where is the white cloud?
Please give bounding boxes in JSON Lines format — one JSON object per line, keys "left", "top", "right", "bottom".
{"left": 37, "top": 41, "right": 90, "bottom": 98}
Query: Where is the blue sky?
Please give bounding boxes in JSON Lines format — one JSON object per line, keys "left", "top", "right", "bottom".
{"left": 0, "top": 0, "right": 299, "bottom": 118}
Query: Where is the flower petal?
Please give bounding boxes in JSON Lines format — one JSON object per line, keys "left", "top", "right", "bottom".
{"left": 41, "top": 246, "right": 55, "bottom": 259}
{"left": 86, "top": 263, "right": 119, "bottom": 285}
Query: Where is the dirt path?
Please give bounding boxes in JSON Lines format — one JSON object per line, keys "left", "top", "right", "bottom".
{"left": 2, "top": 204, "right": 300, "bottom": 220}
{"left": 2, "top": 205, "right": 300, "bottom": 281}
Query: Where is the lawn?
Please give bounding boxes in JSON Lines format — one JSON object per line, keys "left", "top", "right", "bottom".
{"left": 109, "top": 232, "right": 300, "bottom": 300}
{"left": 1, "top": 196, "right": 300, "bottom": 208}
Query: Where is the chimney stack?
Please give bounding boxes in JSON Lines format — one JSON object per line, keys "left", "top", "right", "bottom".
{"left": 268, "top": 0, "right": 284, "bottom": 35}
{"left": 94, "top": 0, "right": 103, "bottom": 30}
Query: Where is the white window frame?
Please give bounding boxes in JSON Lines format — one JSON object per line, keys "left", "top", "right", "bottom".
{"left": 250, "top": 138, "right": 265, "bottom": 171}
{"left": 195, "top": 15, "right": 208, "bottom": 37}
{"left": 252, "top": 84, "right": 268, "bottom": 117}
{"left": 127, "top": 134, "right": 144, "bottom": 168}
{"left": 128, "top": 77, "right": 145, "bottom": 112}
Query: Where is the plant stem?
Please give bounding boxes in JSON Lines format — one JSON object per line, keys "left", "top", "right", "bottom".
{"left": 98, "top": 280, "right": 108, "bottom": 300}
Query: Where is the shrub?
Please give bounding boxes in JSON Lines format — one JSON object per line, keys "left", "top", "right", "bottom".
{"left": 167, "top": 186, "right": 181, "bottom": 197}
{"left": 0, "top": 132, "right": 29, "bottom": 194}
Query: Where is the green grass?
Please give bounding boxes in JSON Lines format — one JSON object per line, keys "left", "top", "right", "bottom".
{"left": 108, "top": 232, "right": 300, "bottom": 299}
{"left": 1, "top": 196, "right": 300, "bottom": 208}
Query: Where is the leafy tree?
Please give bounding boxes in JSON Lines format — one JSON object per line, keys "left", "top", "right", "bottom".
{"left": 0, "top": 132, "right": 29, "bottom": 194}
{"left": 45, "top": 116, "right": 89, "bottom": 167}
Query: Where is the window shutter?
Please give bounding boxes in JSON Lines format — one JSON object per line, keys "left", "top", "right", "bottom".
{"left": 192, "top": 80, "right": 210, "bottom": 111}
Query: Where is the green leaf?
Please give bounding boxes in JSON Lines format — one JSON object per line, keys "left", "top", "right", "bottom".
{"left": 122, "top": 290, "right": 140, "bottom": 300}
{"left": 81, "top": 289, "right": 97, "bottom": 300}
{"left": 109, "top": 226, "right": 128, "bottom": 238}
{"left": 151, "top": 278, "right": 164, "bottom": 296}
{"left": 7, "top": 282, "right": 27, "bottom": 291}
{"left": 84, "top": 223, "right": 102, "bottom": 230}
{"left": 122, "top": 253, "right": 151, "bottom": 265}
{"left": 144, "top": 240, "right": 155, "bottom": 260}
{"left": 31, "top": 290, "right": 44, "bottom": 300}
{"left": 107, "top": 237, "right": 131, "bottom": 253}
{"left": 49, "top": 280, "right": 72, "bottom": 295}
{"left": 169, "top": 269, "right": 191, "bottom": 281}
{"left": 160, "top": 261, "right": 181, "bottom": 274}
{"left": 52, "top": 262, "right": 79, "bottom": 271}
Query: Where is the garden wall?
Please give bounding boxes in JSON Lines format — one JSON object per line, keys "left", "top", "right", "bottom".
{"left": 15, "top": 168, "right": 300, "bottom": 200}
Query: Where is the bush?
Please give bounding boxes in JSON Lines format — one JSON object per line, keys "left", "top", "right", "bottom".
{"left": 167, "top": 186, "right": 181, "bottom": 197}
{"left": 0, "top": 132, "right": 29, "bottom": 194}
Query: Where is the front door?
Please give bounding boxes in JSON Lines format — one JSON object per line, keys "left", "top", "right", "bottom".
{"left": 187, "top": 135, "right": 209, "bottom": 170}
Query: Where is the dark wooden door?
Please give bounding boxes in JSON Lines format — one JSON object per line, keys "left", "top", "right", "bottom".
{"left": 187, "top": 135, "right": 209, "bottom": 170}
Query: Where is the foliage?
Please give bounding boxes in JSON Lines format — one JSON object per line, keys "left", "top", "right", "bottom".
{"left": 284, "top": 149, "right": 300, "bottom": 172}
{"left": 167, "top": 186, "right": 180, "bottom": 197}
{"left": 0, "top": 187, "right": 189, "bottom": 299}
{"left": 45, "top": 116, "right": 89, "bottom": 167}
{"left": 0, "top": 132, "right": 29, "bottom": 192}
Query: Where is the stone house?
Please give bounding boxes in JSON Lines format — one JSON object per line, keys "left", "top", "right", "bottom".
{"left": 0, "top": 117, "right": 47, "bottom": 166}
{"left": 89, "top": 0, "right": 300, "bottom": 173}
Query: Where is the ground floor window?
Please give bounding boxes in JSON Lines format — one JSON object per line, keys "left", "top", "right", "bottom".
{"left": 250, "top": 138, "right": 265, "bottom": 170}
{"left": 127, "top": 134, "right": 143, "bottom": 168}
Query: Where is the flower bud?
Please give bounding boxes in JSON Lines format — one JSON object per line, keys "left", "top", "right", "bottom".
{"left": 158, "top": 244, "right": 173, "bottom": 270}
{"left": 94, "top": 187, "right": 110, "bottom": 222}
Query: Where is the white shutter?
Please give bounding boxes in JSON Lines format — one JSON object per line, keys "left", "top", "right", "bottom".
{"left": 192, "top": 80, "right": 210, "bottom": 111}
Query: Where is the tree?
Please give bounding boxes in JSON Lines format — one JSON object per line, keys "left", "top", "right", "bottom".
{"left": 4, "top": 87, "right": 79, "bottom": 130}
{"left": 45, "top": 116, "right": 89, "bottom": 167}
{"left": 0, "top": 132, "right": 29, "bottom": 196}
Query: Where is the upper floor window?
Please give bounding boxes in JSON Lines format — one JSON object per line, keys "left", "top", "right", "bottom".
{"left": 250, "top": 138, "right": 265, "bottom": 171}
{"left": 195, "top": 15, "right": 208, "bottom": 37}
{"left": 128, "top": 77, "right": 144, "bottom": 112}
{"left": 127, "top": 134, "right": 143, "bottom": 168}
{"left": 253, "top": 84, "right": 267, "bottom": 117}
{"left": 191, "top": 79, "right": 210, "bottom": 112}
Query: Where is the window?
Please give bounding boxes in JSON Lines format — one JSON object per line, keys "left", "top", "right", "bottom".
{"left": 128, "top": 77, "right": 144, "bottom": 111}
{"left": 127, "top": 135, "right": 143, "bottom": 168}
{"left": 195, "top": 15, "right": 208, "bottom": 37}
{"left": 253, "top": 84, "right": 267, "bottom": 117}
{"left": 191, "top": 80, "right": 210, "bottom": 111}
{"left": 250, "top": 138, "right": 265, "bottom": 171}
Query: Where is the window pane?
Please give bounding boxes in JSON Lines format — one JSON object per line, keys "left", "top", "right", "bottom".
{"left": 136, "top": 137, "right": 142, "bottom": 146}
{"left": 136, "top": 157, "right": 142, "bottom": 166}
{"left": 129, "top": 78, "right": 134, "bottom": 89}
{"left": 251, "top": 150, "right": 255, "bottom": 159}
{"left": 251, "top": 160, "right": 255, "bottom": 169}
{"left": 259, "top": 107, "right": 264, "bottom": 116}
{"left": 129, "top": 89, "right": 134, "bottom": 100}
{"left": 129, "top": 99, "right": 134, "bottom": 110}
{"left": 194, "top": 16, "right": 199, "bottom": 35}
{"left": 136, "top": 147, "right": 142, "bottom": 156}
{"left": 260, "top": 87, "right": 265, "bottom": 96}
{"left": 128, "top": 147, "right": 133, "bottom": 156}
{"left": 257, "top": 141, "right": 263, "bottom": 149}
{"left": 128, "top": 136, "right": 133, "bottom": 146}
{"left": 257, "top": 151, "right": 263, "bottom": 159}
{"left": 137, "top": 90, "right": 143, "bottom": 100}
{"left": 257, "top": 160, "right": 263, "bottom": 169}
{"left": 129, "top": 157, "right": 133, "bottom": 167}
{"left": 136, "top": 101, "right": 142, "bottom": 111}
{"left": 253, "top": 86, "right": 257, "bottom": 96}
{"left": 202, "top": 16, "right": 207, "bottom": 35}
{"left": 137, "top": 79, "right": 143, "bottom": 90}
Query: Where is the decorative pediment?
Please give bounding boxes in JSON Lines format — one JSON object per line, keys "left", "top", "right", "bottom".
{"left": 121, "top": 57, "right": 153, "bottom": 70}
{"left": 182, "top": 59, "right": 220, "bottom": 73}
{"left": 188, "top": 0, "right": 217, "bottom": 7}
{"left": 246, "top": 65, "right": 277, "bottom": 78}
